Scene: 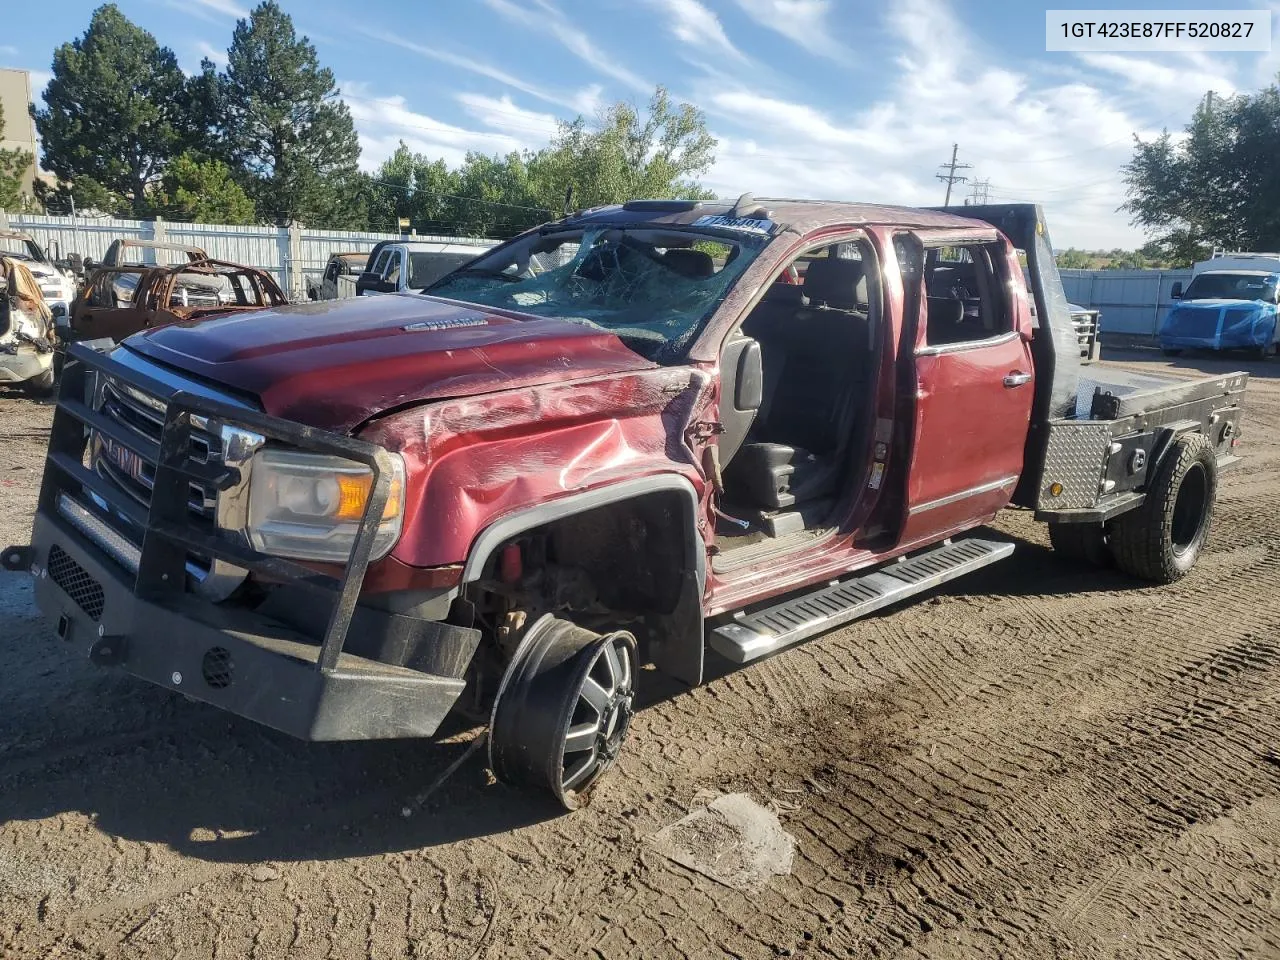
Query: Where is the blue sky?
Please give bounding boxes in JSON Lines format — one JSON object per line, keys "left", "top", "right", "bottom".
{"left": 3, "top": 0, "right": 1280, "bottom": 247}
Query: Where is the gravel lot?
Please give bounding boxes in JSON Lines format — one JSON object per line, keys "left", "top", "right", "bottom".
{"left": 1, "top": 350, "right": 1278, "bottom": 959}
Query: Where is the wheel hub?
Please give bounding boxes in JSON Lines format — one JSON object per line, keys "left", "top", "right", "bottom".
{"left": 598, "top": 693, "right": 634, "bottom": 760}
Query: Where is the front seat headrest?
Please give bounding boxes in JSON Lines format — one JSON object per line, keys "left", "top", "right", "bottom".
{"left": 662, "top": 248, "right": 715, "bottom": 279}
{"left": 803, "top": 257, "right": 864, "bottom": 310}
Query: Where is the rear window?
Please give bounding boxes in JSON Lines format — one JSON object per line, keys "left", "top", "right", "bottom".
{"left": 408, "top": 251, "right": 478, "bottom": 289}
{"left": 1183, "top": 272, "right": 1278, "bottom": 302}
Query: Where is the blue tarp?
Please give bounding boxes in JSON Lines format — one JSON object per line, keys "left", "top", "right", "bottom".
{"left": 1159, "top": 299, "right": 1278, "bottom": 351}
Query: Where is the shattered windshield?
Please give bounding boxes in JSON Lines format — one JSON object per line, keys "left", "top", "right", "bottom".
{"left": 424, "top": 225, "right": 767, "bottom": 362}
{"left": 1183, "top": 272, "right": 1279, "bottom": 303}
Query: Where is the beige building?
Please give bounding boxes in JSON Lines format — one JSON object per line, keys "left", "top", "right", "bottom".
{"left": 0, "top": 68, "right": 38, "bottom": 197}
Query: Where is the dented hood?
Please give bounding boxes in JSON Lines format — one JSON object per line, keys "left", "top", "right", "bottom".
{"left": 124, "top": 294, "right": 656, "bottom": 432}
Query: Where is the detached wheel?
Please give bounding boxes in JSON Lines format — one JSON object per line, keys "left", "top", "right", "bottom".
{"left": 1048, "top": 521, "right": 1110, "bottom": 567}
{"left": 1110, "top": 433, "right": 1216, "bottom": 583}
{"left": 489, "top": 614, "right": 638, "bottom": 809}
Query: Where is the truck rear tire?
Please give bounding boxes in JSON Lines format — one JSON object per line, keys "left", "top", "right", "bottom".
{"left": 1047, "top": 522, "right": 1110, "bottom": 567}
{"left": 1109, "top": 433, "right": 1216, "bottom": 583}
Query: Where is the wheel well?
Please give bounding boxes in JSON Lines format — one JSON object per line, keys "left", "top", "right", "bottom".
{"left": 464, "top": 484, "right": 705, "bottom": 685}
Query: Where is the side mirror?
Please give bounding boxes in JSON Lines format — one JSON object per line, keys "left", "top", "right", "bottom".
{"left": 734, "top": 339, "right": 763, "bottom": 410}
{"left": 1170, "top": 281, "right": 1183, "bottom": 299}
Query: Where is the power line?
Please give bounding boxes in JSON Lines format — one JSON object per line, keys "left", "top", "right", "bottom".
{"left": 966, "top": 179, "right": 991, "bottom": 205}
{"left": 936, "top": 143, "right": 971, "bottom": 206}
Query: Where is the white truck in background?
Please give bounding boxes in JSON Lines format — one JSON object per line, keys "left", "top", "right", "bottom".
{"left": 355, "top": 239, "right": 496, "bottom": 296}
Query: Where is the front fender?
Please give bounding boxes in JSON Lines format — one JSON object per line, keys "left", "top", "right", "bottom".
{"left": 360, "top": 365, "right": 712, "bottom": 572}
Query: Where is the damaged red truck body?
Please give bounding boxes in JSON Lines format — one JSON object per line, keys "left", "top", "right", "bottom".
{"left": 8, "top": 199, "right": 1248, "bottom": 807}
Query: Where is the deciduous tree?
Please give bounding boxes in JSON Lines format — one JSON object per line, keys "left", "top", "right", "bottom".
{"left": 151, "top": 152, "right": 256, "bottom": 224}
{"left": 1123, "top": 86, "right": 1280, "bottom": 265}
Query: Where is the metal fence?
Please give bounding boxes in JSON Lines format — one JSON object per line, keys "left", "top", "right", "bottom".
{"left": 1060, "top": 268, "right": 1193, "bottom": 339}
{"left": 0, "top": 212, "right": 493, "bottom": 300}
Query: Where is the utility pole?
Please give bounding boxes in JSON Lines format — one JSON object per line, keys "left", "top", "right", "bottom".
{"left": 968, "top": 179, "right": 991, "bottom": 205}
{"left": 936, "top": 143, "right": 971, "bottom": 206}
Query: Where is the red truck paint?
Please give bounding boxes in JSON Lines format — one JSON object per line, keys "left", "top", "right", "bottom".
{"left": 129, "top": 294, "right": 656, "bottom": 431}
{"left": 122, "top": 202, "right": 1042, "bottom": 616}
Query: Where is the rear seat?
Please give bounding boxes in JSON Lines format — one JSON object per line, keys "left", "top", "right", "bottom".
{"left": 725, "top": 257, "right": 873, "bottom": 511}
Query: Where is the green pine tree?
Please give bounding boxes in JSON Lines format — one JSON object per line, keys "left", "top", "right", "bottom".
{"left": 217, "top": 1, "right": 362, "bottom": 225}
{"left": 35, "top": 4, "right": 189, "bottom": 216}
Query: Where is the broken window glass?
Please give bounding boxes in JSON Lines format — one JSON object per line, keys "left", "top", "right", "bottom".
{"left": 425, "top": 226, "right": 767, "bottom": 362}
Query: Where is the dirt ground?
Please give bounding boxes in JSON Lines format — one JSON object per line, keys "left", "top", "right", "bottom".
{"left": 1, "top": 350, "right": 1279, "bottom": 960}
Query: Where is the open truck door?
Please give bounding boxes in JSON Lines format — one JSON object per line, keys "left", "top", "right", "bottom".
{"left": 927, "top": 204, "right": 1085, "bottom": 508}
{"left": 895, "top": 230, "right": 1037, "bottom": 545}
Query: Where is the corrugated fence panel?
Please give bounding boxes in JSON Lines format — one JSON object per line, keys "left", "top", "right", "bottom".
{"left": 1, "top": 214, "right": 494, "bottom": 298}
{"left": 8, "top": 214, "right": 152, "bottom": 262}
{"left": 1060, "top": 268, "right": 1193, "bottom": 338}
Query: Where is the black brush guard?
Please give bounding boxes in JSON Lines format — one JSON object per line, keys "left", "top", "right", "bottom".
{"left": 15, "top": 342, "right": 472, "bottom": 741}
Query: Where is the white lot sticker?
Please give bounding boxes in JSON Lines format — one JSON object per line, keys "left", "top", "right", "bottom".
{"left": 692, "top": 215, "right": 775, "bottom": 234}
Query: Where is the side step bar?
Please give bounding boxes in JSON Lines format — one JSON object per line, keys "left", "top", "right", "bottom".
{"left": 709, "top": 537, "right": 1014, "bottom": 664}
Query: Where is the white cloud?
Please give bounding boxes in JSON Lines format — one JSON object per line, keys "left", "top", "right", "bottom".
{"left": 482, "top": 0, "right": 650, "bottom": 92}
{"left": 357, "top": 28, "right": 599, "bottom": 115}
{"left": 1076, "top": 52, "right": 1235, "bottom": 98}
{"left": 652, "top": 0, "right": 747, "bottom": 61}
{"left": 190, "top": 0, "right": 248, "bottom": 17}
{"left": 195, "top": 40, "right": 228, "bottom": 68}
{"left": 732, "top": 0, "right": 847, "bottom": 60}
{"left": 339, "top": 81, "right": 551, "bottom": 171}
{"left": 0, "top": 45, "right": 18, "bottom": 58}
{"left": 456, "top": 93, "right": 560, "bottom": 141}
{"left": 689, "top": 0, "right": 1252, "bottom": 246}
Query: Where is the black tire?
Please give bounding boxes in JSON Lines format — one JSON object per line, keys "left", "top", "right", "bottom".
{"left": 24, "top": 365, "right": 56, "bottom": 398}
{"left": 1109, "top": 433, "right": 1216, "bottom": 583}
{"left": 1047, "top": 522, "right": 1110, "bottom": 567}
{"left": 489, "top": 615, "right": 638, "bottom": 809}
{"left": 1162, "top": 348, "right": 1183, "bottom": 357}
{"left": 1254, "top": 343, "right": 1276, "bottom": 360}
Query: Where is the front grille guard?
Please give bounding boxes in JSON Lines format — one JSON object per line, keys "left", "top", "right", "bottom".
{"left": 44, "top": 342, "right": 396, "bottom": 673}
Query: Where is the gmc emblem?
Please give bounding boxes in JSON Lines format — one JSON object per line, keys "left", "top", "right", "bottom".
{"left": 98, "top": 434, "right": 147, "bottom": 483}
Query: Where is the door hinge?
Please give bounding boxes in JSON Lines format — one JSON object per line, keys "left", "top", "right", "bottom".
{"left": 687, "top": 420, "right": 724, "bottom": 443}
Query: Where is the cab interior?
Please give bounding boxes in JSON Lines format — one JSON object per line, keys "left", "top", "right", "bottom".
{"left": 714, "top": 240, "right": 881, "bottom": 565}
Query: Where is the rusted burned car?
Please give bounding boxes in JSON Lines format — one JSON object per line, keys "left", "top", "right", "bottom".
{"left": 67, "top": 259, "right": 287, "bottom": 344}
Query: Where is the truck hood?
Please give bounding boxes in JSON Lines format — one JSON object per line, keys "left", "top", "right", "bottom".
{"left": 1160, "top": 299, "right": 1278, "bottom": 350}
{"left": 124, "top": 294, "right": 657, "bottom": 431}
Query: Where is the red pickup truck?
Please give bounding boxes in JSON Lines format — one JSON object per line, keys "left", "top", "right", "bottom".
{"left": 7, "top": 200, "right": 1248, "bottom": 808}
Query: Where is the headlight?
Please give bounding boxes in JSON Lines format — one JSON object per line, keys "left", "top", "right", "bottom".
{"left": 246, "top": 448, "right": 406, "bottom": 562}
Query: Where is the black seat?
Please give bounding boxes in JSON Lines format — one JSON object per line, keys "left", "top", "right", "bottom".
{"left": 926, "top": 295, "right": 965, "bottom": 343}
{"left": 725, "top": 256, "right": 871, "bottom": 511}
{"left": 661, "top": 248, "right": 715, "bottom": 278}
